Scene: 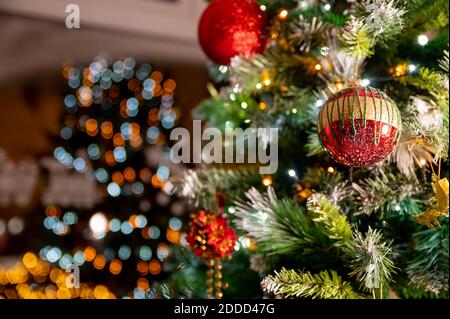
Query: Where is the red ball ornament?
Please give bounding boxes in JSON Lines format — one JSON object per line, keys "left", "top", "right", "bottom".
{"left": 198, "top": 0, "right": 268, "bottom": 65}
{"left": 317, "top": 85, "right": 402, "bottom": 167}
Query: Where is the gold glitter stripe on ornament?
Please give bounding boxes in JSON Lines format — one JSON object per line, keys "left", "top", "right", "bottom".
{"left": 317, "top": 86, "right": 401, "bottom": 145}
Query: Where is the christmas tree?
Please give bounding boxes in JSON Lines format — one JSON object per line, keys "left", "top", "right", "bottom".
{"left": 157, "top": 0, "right": 449, "bottom": 299}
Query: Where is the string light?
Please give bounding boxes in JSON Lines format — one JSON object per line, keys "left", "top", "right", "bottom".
{"left": 314, "top": 63, "right": 322, "bottom": 71}
{"left": 260, "top": 5, "right": 266, "bottom": 11}
{"left": 259, "top": 102, "right": 267, "bottom": 110}
{"left": 361, "top": 79, "right": 370, "bottom": 86}
{"left": 327, "top": 167, "right": 335, "bottom": 173}
{"left": 391, "top": 63, "right": 407, "bottom": 78}
{"left": 419, "top": 158, "right": 427, "bottom": 167}
{"left": 320, "top": 46, "right": 330, "bottom": 56}
{"left": 408, "top": 64, "right": 417, "bottom": 73}
{"left": 89, "top": 212, "right": 108, "bottom": 235}
{"left": 278, "top": 9, "right": 289, "bottom": 20}
{"left": 262, "top": 176, "right": 272, "bottom": 186}
{"left": 417, "top": 34, "right": 428, "bottom": 46}
{"left": 218, "top": 65, "right": 228, "bottom": 73}
{"left": 288, "top": 169, "right": 296, "bottom": 177}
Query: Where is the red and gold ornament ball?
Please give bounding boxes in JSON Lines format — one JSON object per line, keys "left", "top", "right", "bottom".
{"left": 186, "top": 210, "right": 237, "bottom": 259}
{"left": 317, "top": 84, "right": 402, "bottom": 167}
{"left": 198, "top": 0, "right": 268, "bottom": 65}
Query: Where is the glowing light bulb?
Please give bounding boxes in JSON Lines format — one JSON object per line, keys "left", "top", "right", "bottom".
{"left": 417, "top": 34, "right": 428, "bottom": 46}
{"left": 89, "top": 212, "right": 108, "bottom": 234}
{"left": 327, "top": 167, "right": 335, "bottom": 173}
{"left": 361, "top": 79, "right": 370, "bottom": 86}
{"left": 219, "top": 65, "right": 228, "bottom": 73}
{"left": 260, "top": 5, "right": 266, "bottom": 11}
{"left": 255, "top": 83, "right": 263, "bottom": 90}
{"left": 288, "top": 169, "right": 296, "bottom": 177}
{"left": 262, "top": 176, "right": 272, "bottom": 186}
{"left": 419, "top": 158, "right": 427, "bottom": 167}
{"left": 278, "top": 9, "right": 288, "bottom": 19}
{"left": 315, "top": 63, "right": 322, "bottom": 71}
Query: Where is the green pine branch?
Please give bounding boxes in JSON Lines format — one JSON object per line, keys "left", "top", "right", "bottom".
{"left": 351, "top": 170, "right": 427, "bottom": 217}
{"left": 406, "top": 224, "right": 449, "bottom": 294}
{"left": 340, "top": 18, "right": 374, "bottom": 58}
{"left": 261, "top": 268, "right": 362, "bottom": 299}
{"left": 179, "top": 167, "right": 261, "bottom": 210}
{"left": 307, "top": 193, "right": 353, "bottom": 249}
{"left": 235, "top": 187, "right": 330, "bottom": 258}
{"left": 345, "top": 227, "right": 397, "bottom": 290}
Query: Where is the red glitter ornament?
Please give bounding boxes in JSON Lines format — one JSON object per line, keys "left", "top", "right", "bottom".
{"left": 317, "top": 85, "right": 402, "bottom": 167}
{"left": 186, "top": 210, "right": 237, "bottom": 259}
{"left": 198, "top": 0, "right": 268, "bottom": 65}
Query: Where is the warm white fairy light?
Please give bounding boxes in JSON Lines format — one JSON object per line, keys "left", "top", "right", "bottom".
{"left": 219, "top": 65, "right": 228, "bottom": 73}
{"left": 89, "top": 212, "right": 108, "bottom": 235}
{"left": 417, "top": 34, "right": 428, "bottom": 46}
{"left": 419, "top": 158, "right": 427, "bottom": 167}
{"left": 278, "top": 9, "right": 289, "bottom": 19}
{"left": 255, "top": 82, "right": 263, "bottom": 90}
{"left": 262, "top": 176, "right": 272, "bottom": 186}
{"left": 264, "top": 79, "right": 271, "bottom": 86}
{"left": 316, "top": 99, "right": 324, "bottom": 107}
{"left": 408, "top": 64, "right": 417, "bottom": 72}
{"left": 361, "top": 79, "right": 370, "bottom": 86}
{"left": 244, "top": 119, "right": 251, "bottom": 123}
{"left": 260, "top": 5, "right": 266, "bottom": 11}
{"left": 323, "top": 3, "right": 331, "bottom": 11}
{"left": 288, "top": 169, "right": 296, "bottom": 177}
{"left": 241, "top": 102, "right": 248, "bottom": 109}
{"left": 327, "top": 167, "right": 335, "bottom": 173}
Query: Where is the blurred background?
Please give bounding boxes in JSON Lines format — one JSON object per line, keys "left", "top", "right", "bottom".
{"left": 0, "top": 0, "right": 210, "bottom": 298}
